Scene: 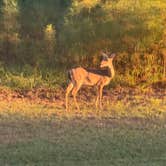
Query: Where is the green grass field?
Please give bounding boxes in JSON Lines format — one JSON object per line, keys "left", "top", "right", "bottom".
{"left": 0, "top": 91, "right": 165, "bottom": 166}
{"left": 0, "top": 120, "right": 166, "bottom": 166}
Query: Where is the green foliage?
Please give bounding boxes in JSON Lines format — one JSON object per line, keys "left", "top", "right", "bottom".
{"left": 0, "top": 65, "right": 66, "bottom": 90}
{"left": 0, "top": 0, "right": 166, "bottom": 88}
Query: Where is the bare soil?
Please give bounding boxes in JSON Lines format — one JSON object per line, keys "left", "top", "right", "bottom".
{"left": 0, "top": 85, "right": 165, "bottom": 107}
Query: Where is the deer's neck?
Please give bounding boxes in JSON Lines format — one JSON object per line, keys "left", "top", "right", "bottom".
{"left": 108, "top": 63, "right": 115, "bottom": 79}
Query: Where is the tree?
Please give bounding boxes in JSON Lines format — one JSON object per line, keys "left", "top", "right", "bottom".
{"left": 0, "top": 0, "right": 20, "bottom": 63}
{"left": 44, "top": 24, "right": 56, "bottom": 63}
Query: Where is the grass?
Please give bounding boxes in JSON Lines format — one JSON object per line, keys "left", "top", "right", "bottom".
{"left": 0, "top": 65, "right": 67, "bottom": 90}
{"left": 0, "top": 95, "right": 165, "bottom": 166}
{"left": 0, "top": 124, "right": 166, "bottom": 166}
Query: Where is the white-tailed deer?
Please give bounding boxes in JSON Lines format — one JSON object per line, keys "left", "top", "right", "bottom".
{"left": 65, "top": 52, "right": 116, "bottom": 111}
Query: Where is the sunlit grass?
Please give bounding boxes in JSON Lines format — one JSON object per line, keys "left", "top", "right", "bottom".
{"left": 0, "top": 95, "right": 165, "bottom": 165}
{"left": 0, "top": 94, "right": 165, "bottom": 120}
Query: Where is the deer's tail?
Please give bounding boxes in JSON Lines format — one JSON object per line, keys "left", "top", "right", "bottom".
{"left": 68, "top": 69, "right": 74, "bottom": 82}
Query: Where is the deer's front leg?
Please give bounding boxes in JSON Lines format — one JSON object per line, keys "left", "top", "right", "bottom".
{"left": 99, "top": 85, "right": 104, "bottom": 109}
{"left": 95, "top": 86, "right": 100, "bottom": 108}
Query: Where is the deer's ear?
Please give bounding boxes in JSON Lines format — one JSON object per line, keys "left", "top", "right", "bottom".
{"left": 109, "top": 53, "right": 116, "bottom": 59}
{"left": 101, "top": 52, "right": 108, "bottom": 59}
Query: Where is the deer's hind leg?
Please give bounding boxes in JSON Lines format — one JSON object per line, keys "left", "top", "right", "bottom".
{"left": 72, "top": 83, "right": 82, "bottom": 111}
{"left": 65, "top": 82, "right": 74, "bottom": 111}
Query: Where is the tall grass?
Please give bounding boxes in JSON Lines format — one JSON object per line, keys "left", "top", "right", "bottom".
{"left": 0, "top": 64, "right": 66, "bottom": 90}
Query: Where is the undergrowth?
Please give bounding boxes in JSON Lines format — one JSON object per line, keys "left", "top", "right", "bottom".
{"left": 0, "top": 64, "right": 165, "bottom": 90}
{"left": 0, "top": 65, "right": 66, "bottom": 90}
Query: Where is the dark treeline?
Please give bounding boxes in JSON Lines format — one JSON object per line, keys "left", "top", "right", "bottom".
{"left": 0, "top": 0, "right": 166, "bottom": 88}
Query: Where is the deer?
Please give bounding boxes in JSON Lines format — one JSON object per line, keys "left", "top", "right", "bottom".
{"left": 65, "top": 52, "right": 116, "bottom": 111}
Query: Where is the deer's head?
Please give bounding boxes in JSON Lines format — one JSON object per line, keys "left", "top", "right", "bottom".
{"left": 100, "top": 52, "right": 116, "bottom": 68}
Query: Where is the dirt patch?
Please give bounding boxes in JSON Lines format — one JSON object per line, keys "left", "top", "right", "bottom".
{"left": 0, "top": 86, "right": 165, "bottom": 107}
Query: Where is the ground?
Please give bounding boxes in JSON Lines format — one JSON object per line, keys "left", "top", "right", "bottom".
{"left": 0, "top": 86, "right": 165, "bottom": 165}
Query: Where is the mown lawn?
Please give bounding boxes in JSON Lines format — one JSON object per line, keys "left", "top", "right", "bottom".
{"left": 0, "top": 97, "right": 165, "bottom": 166}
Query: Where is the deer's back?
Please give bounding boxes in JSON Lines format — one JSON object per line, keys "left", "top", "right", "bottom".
{"left": 69, "top": 67, "right": 110, "bottom": 86}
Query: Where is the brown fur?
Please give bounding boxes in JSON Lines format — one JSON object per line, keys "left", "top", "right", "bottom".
{"left": 65, "top": 53, "right": 116, "bottom": 111}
